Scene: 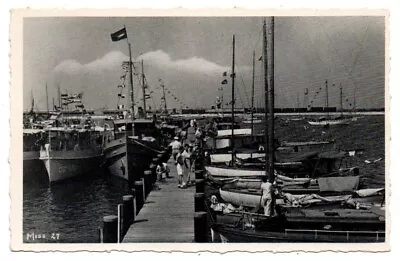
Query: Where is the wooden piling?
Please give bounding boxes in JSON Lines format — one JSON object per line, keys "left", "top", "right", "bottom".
{"left": 131, "top": 189, "right": 137, "bottom": 220}
{"left": 134, "top": 181, "right": 144, "bottom": 214}
{"left": 151, "top": 158, "right": 159, "bottom": 183}
{"left": 98, "top": 228, "right": 103, "bottom": 243}
{"left": 195, "top": 179, "right": 205, "bottom": 193}
{"left": 144, "top": 170, "right": 152, "bottom": 197}
{"left": 194, "top": 211, "right": 207, "bottom": 242}
{"left": 117, "top": 204, "right": 123, "bottom": 243}
{"left": 194, "top": 192, "right": 205, "bottom": 212}
{"left": 122, "top": 195, "right": 134, "bottom": 234}
{"left": 102, "top": 215, "right": 118, "bottom": 243}
{"left": 195, "top": 170, "right": 205, "bottom": 179}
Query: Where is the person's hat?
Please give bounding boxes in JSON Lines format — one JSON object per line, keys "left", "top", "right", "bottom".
{"left": 174, "top": 136, "right": 179, "bottom": 140}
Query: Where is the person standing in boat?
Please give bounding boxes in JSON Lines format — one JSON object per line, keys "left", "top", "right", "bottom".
{"left": 260, "top": 176, "right": 276, "bottom": 217}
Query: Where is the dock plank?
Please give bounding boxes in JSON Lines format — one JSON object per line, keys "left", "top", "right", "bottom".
{"left": 123, "top": 158, "right": 196, "bottom": 243}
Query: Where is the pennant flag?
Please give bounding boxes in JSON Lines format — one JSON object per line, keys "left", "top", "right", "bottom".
{"left": 304, "top": 88, "right": 308, "bottom": 95}
{"left": 221, "top": 79, "right": 228, "bottom": 85}
{"left": 230, "top": 73, "right": 236, "bottom": 78}
{"left": 222, "top": 72, "right": 227, "bottom": 77}
{"left": 111, "top": 28, "right": 127, "bottom": 42}
{"left": 118, "top": 84, "right": 125, "bottom": 88}
{"left": 120, "top": 75, "right": 126, "bottom": 80}
{"left": 258, "top": 56, "right": 262, "bottom": 61}
{"left": 117, "top": 104, "right": 125, "bottom": 110}
{"left": 121, "top": 61, "right": 131, "bottom": 71}
{"left": 75, "top": 104, "right": 84, "bottom": 108}
{"left": 118, "top": 94, "right": 126, "bottom": 98}
{"left": 61, "top": 93, "right": 69, "bottom": 98}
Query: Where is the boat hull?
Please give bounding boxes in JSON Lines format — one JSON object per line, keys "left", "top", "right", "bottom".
{"left": 103, "top": 136, "right": 161, "bottom": 182}
{"left": 211, "top": 225, "right": 385, "bottom": 243}
{"left": 23, "top": 151, "right": 47, "bottom": 181}
{"left": 40, "top": 149, "right": 103, "bottom": 183}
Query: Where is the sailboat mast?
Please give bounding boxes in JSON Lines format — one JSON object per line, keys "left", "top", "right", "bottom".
{"left": 128, "top": 43, "right": 135, "bottom": 120}
{"left": 231, "top": 34, "right": 236, "bottom": 164}
{"left": 46, "top": 83, "right": 49, "bottom": 113}
{"left": 161, "top": 82, "right": 167, "bottom": 113}
{"left": 267, "top": 17, "right": 275, "bottom": 182}
{"left": 325, "top": 80, "right": 329, "bottom": 109}
{"left": 141, "top": 60, "right": 147, "bottom": 118}
{"left": 262, "top": 19, "right": 270, "bottom": 176}
{"left": 57, "top": 84, "right": 61, "bottom": 110}
{"left": 340, "top": 83, "right": 343, "bottom": 113}
{"left": 251, "top": 50, "right": 255, "bottom": 144}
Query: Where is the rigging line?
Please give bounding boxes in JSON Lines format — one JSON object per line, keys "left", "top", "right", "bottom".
{"left": 315, "top": 19, "right": 369, "bottom": 92}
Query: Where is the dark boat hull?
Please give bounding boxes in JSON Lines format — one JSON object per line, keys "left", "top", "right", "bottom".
{"left": 211, "top": 224, "right": 385, "bottom": 243}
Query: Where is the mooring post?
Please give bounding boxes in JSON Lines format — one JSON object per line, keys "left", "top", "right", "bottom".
{"left": 194, "top": 211, "right": 208, "bottom": 242}
{"left": 131, "top": 189, "right": 137, "bottom": 221}
{"left": 134, "top": 181, "right": 144, "bottom": 214}
{"left": 144, "top": 170, "right": 152, "bottom": 197}
{"left": 195, "top": 179, "right": 205, "bottom": 193}
{"left": 195, "top": 170, "right": 205, "bottom": 179}
{"left": 141, "top": 177, "right": 146, "bottom": 202}
{"left": 102, "top": 215, "right": 118, "bottom": 243}
{"left": 151, "top": 158, "right": 159, "bottom": 183}
{"left": 98, "top": 227, "right": 104, "bottom": 243}
{"left": 117, "top": 204, "right": 123, "bottom": 243}
{"left": 194, "top": 192, "right": 205, "bottom": 212}
{"left": 122, "top": 195, "right": 134, "bottom": 234}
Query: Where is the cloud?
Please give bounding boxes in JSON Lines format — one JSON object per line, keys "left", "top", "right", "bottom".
{"left": 54, "top": 49, "right": 244, "bottom": 76}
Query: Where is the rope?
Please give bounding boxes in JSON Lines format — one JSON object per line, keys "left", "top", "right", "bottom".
{"left": 131, "top": 138, "right": 162, "bottom": 154}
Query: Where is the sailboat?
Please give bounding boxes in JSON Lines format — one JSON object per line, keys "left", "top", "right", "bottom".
{"left": 308, "top": 81, "right": 356, "bottom": 126}
{"left": 103, "top": 28, "right": 162, "bottom": 184}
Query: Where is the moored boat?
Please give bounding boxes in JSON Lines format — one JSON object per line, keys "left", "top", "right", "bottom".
{"left": 23, "top": 129, "right": 47, "bottom": 180}
{"left": 39, "top": 126, "right": 104, "bottom": 183}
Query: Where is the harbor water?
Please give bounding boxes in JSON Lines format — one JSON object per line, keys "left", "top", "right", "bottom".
{"left": 23, "top": 168, "right": 131, "bottom": 243}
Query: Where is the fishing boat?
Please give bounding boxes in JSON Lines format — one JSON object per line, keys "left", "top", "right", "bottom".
{"left": 103, "top": 34, "right": 163, "bottom": 183}
{"left": 103, "top": 117, "right": 162, "bottom": 183}
{"left": 39, "top": 125, "right": 105, "bottom": 183}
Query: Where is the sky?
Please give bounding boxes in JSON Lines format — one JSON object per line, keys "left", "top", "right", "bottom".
{"left": 23, "top": 16, "right": 385, "bottom": 111}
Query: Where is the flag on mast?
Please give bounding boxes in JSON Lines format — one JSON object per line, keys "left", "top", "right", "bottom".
{"left": 111, "top": 28, "right": 128, "bottom": 42}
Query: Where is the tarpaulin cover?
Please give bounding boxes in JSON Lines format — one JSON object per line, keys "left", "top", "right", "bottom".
{"left": 318, "top": 176, "right": 360, "bottom": 192}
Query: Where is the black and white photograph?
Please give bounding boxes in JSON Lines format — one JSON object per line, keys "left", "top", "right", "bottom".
{"left": 11, "top": 10, "right": 388, "bottom": 250}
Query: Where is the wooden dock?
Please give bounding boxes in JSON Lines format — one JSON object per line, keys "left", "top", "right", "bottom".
{"left": 123, "top": 159, "right": 195, "bottom": 243}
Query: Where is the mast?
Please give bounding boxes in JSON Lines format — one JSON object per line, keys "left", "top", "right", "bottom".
{"left": 267, "top": 17, "right": 275, "bottom": 182}
{"left": 251, "top": 50, "right": 255, "bottom": 144}
{"left": 262, "top": 19, "right": 270, "bottom": 177}
{"left": 160, "top": 81, "right": 167, "bottom": 114}
{"left": 339, "top": 83, "right": 343, "bottom": 114}
{"left": 325, "top": 80, "right": 329, "bottom": 110}
{"left": 46, "top": 83, "right": 49, "bottom": 113}
{"left": 57, "top": 84, "right": 61, "bottom": 110}
{"left": 141, "top": 59, "right": 147, "bottom": 118}
{"left": 231, "top": 34, "right": 236, "bottom": 164}
{"left": 52, "top": 98, "right": 55, "bottom": 112}
{"left": 128, "top": 43, "right": 135, "bottom": 120}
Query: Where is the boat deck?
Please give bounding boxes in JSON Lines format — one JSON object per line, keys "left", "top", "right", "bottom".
{"left": 123, "top": 159, "right": 195, "bottom": 243}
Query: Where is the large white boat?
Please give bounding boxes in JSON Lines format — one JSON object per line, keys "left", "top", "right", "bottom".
{"left": 39, "top": 126, "right": 105, "bottom": 183}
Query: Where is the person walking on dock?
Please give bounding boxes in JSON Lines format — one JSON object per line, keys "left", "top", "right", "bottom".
{"left": 182, "top": 144, "right": 192, "bottom": 186}
{"left": 169, "top": 136, "right": 182, "bottom": 161}
{"left": 176, "top": 147, "right": 185, "bottom": 188}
